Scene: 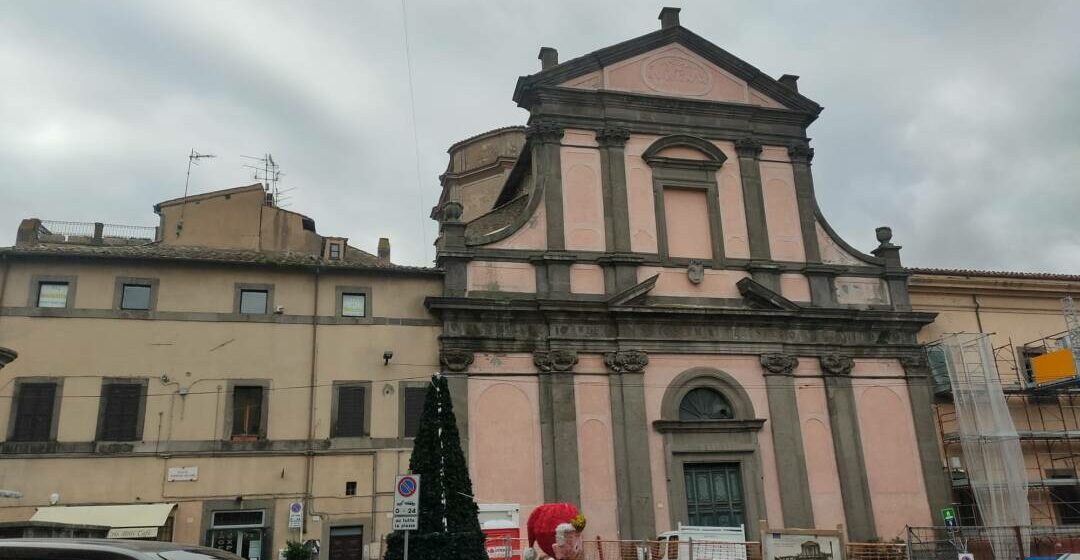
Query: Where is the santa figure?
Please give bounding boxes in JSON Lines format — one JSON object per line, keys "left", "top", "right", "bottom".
{"left": 523, "top": 503, "right": 587, "bottom": 560}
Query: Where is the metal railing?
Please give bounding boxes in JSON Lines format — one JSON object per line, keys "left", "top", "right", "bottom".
{"left": 36, "top": 220, "right": 156, "bottom": 244}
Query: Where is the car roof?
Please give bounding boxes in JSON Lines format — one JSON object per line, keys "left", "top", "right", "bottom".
{"left": 0, "top": 538, "right": 241, "bottom": 558}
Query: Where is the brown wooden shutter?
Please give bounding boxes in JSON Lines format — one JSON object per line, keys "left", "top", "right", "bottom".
{"left": 335, "top": 385, "right": 366, "bottom": 437}
{"left": 402, "top": 387, "right": 426, "bottom": 438}
{"left": 232, "top": 386, "right": 264, "bottom": 437}
{"left": 101, "top": 383, "right": 141, "bottom": 441}
{"left": 12, "top": 383, "right": 56, "bottom": 442}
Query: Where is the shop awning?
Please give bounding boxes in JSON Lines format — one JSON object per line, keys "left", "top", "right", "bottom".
{"left": 30, "top": 503, "right": 175, "bottom": 538}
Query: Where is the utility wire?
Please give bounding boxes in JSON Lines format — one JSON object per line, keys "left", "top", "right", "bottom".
{"left": 399, "top": 0, "right": 431, "bottom": 265}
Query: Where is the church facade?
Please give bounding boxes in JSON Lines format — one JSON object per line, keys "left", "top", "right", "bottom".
{"left": 429, "top": 8, "right": 948, "bottom": 542}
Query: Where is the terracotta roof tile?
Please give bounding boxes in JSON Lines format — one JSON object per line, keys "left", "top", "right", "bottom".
{"left": 907, "top": 267, "right": 1080, "bottom": 282}
{"left": 0, "top": 243, "right": 440, "bottom": 275}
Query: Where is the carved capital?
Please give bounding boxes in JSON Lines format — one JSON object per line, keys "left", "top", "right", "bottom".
{"left": 595, "top": 127, "right": 631, "bottom": 148}
{"left": 760, "top": 353, "right": 799, "bottom": 375}
{"left": 439, "top": 349, "right": 474, "bottom": 373}
{"left": 604, "top": 350, "right": 649, "bottom": 374}
{"left": 734, "top": 137, "right": 762, "bottom": 158}
{"left": 526, "top": 120, "right": 565, "bottom": 144}
{"left": 787, "top": 144, "right": 815, "bottom": 164}
{"left": 820, "top": 354, "right": 854, "bottom": 376}
{"left": 440, "top": 200, "right": 464, "bottom": 223}
{"left": 899, "top": 354, "right": 929, "bottom": 374}
{"left": 534, "top": 349, "right": 578, "bottom": 373}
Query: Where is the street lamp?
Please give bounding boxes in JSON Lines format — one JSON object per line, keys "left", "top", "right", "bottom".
{"left": 0, "top": 346, "right": 16, "bottom": 369}
{"left": 0, "top": 490, "right": 22, "bottom": 499}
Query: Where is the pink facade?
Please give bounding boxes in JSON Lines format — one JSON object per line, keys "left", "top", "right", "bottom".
{"left": 638, "top": 266, "right": 749, "bottom": 298}
{"left": 466, "top": 261, "right": 536, "bottom": 293}
{"left": 489, "top": 202, "right": 547, "bottom": 250}
{"left": 570, "top": 264, "right": 606, "bottom": 295}
{"left": 794, "top": 361, "right": 847, "bottom": 530}
{"left": 759, "top": 150, "right": 806, "bottom": 262}
{"left": 663, "top": 188, "right": 712, "bottom": 259}
{"left": 714, "top": 141, "right": 750, "bottom": 259}
{"left": 575, "top": 375, "right": 619, "bottom": 540}
{"left": 470, "top": 375, "right": 546, "bottom": 528}
{"left": 780, "top": 273, "right": 812, "bottom": 302}
{"left": 625, "top": 135, "right": 660, "bottom": 253}
{"left": 562, "top": 144, "right": 606, "bottom": 251}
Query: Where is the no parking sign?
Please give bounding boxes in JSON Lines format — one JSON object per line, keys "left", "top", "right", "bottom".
{"left": 393, "top": 475, "right": 420, "bottom": 531}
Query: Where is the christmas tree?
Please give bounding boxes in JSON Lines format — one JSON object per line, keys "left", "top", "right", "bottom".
{"left": 385, "top": 374, "right": 486, "bottom": 560}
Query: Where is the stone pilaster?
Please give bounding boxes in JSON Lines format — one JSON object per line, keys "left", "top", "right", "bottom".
{"left": 604, "top": 350, "right": 656, "bottom": 539}
{"left": 597, "top": 127, "right": 632, "bottom": 253}
{"left": 760, "top": 353, "right": 815, "bottom": 528}
{"left": 535, "top": 349, "right": 581, "bottom": 506}
{"left": 820, "top": 354, "right": 877, "bottom": 541}
{"left": 735, "top": 138, "right": 771, "bottom": 261}
{"left": 527, "top": 121, "right": 566, "bottom": 251}
{"left": 440, "top": 349, "right": 473, "bottom": 460}
{"left": 900, "top": 354, "right": 952, "bottom": 521}
{"left": 787, "top": 144, "right": 822, "bottom": 263}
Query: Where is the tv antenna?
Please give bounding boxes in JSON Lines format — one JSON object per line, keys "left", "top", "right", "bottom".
{"left": 241, "top": 153, "right": 290, "bottom": 206}
{"left": 177, "top": 149, "right": 216, "bottom": 237}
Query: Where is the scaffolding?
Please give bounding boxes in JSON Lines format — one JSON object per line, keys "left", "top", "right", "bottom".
{"left": 933, "top": 333, "right": 1080, "bottom": 530}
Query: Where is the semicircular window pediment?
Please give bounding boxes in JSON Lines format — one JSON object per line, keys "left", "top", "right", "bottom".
{"left": 678, "top": 387, "right": 734, "bottom": 421}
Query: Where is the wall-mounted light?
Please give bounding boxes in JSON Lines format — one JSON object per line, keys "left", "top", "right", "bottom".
{"left": 383, "top": 350, "right": 394, "bottom": 366}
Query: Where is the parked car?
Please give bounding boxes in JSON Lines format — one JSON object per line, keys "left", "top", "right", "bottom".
{"left": 0, "top": 538, "right": 244, "bottom": 559}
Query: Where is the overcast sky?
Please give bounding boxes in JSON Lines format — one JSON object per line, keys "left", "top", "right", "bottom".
{"left": 2, "top": 1, "right": 1078, "bottom": 272}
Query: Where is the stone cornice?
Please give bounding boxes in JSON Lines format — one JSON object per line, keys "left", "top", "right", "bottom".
{"left": 653, "top": 418, "right": 766, "bottom": 433}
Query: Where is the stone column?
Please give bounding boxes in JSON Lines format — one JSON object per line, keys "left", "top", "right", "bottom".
{"left": 787, "top": 145, "right": 821, "bottom": 263}
{"left": 820, "top": 354, "right": 877, "bottom": 541}
{"left": 535, "top": 349, "right": 581, "bottom": 506}
{"left": 735, "top": 138, "right": 771, "bottom": 261}
{"left": 760, "top": 353, "right": 814, "bottom": 528}
{"left": 605, "top": 350, "right": 656, "bottom": 539}
{"left": 900, "top": 354, "right": 952, "bottom": 521}
{"left": 440, "top": 349, "right": 474, "bottom": 460}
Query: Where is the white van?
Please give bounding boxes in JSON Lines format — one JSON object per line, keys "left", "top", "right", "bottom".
{"left": 649, "top": 525, "right": 748, "bottom": 560}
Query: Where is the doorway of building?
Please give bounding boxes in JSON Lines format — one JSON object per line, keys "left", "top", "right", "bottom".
{"left": 684, "top": 463, "right": 745, "bottom": 526}
{"left": 328, "top": 525, "right": 364, "bottom": 560}
{"left": 207, "top": 510, "right": 267, "bottom": 560}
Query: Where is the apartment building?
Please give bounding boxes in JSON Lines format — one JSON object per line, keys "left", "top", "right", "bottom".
{"left": 0, "top": 184, "right": 441, "bottom": 560}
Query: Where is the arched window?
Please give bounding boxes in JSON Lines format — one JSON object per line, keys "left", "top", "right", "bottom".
{"left": 678, "top": 388, "right": 734, "bottom": 421}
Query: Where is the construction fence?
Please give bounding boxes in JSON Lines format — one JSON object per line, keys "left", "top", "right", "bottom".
{"left": 480, "top": 537, "right": 906, "bottom": 560}
{"left": 907, "top": 525, "right": 1080, "bottom": 560}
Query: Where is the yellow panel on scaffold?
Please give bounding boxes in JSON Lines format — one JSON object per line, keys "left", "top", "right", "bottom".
{"left": 1032, "top": 348, "right": 1077, "bottom": 385}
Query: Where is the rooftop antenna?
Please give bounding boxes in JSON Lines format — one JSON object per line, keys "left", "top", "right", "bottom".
{"left": 177, "top": 149, "right": 216, "bottom": 237}
{"left": 241, "top": 153, "right": 287, "bottom": 206}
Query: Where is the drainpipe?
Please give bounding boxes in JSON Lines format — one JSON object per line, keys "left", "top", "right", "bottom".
{"left": 972, "top": 294, "right": 985, "bottom": 333}
{"left": 304, "top": 267, "right": 321, "bottom": 540}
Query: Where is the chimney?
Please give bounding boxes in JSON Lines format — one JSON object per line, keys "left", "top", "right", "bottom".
{"left": 659, "top": 7, "right": 681, "bottom": 30}
{"left": 538, "top": 47, "right": 558, "bottom": 70}
{"left": 15, "top": 218, "right": 42, "bottom": 247}
{"left": 779, "top": 74, "right": 800, "bottom": 92}
{"left": 377, "top": 237, "right": 391, "bottom": 265}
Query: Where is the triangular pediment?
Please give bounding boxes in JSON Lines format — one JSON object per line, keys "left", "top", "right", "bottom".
{"left": 514, "top": 26, "right": 821, "bottom": 114}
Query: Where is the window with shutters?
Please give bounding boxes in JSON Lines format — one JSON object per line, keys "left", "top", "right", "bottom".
{"left": 11, "top": 382, "right": 58, "bottom": 442}
{"left": 98, "top": 382, "right": 144, "bottom": 441}
{"left": 333, "top": 384, "right": 368, "bottom": 438}
{"left": 401, "top": 386, "right": 427, "bottom": 438}
{"left": 231, "top": 386, "right": 265, "bottom": 439}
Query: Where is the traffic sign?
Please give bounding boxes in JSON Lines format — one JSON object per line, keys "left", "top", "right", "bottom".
{"left": 394, "top": 475, "right": 420, "bottom": 531}
{"left": 941, "top": 507, "right": 957, "bottom": 528}
{"left": 288, "top": 501, "right": 303, "bottom": 529}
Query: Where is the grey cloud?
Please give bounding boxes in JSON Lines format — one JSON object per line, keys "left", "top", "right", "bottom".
{"left": 1, "top": 0, "right": 1078, "bottom": 272}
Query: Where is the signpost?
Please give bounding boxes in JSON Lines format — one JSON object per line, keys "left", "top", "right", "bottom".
{"left": 942, "top": 507, "right": 957, "bottom": 529}
{"left": 394, "top": 475, "right": 421, "bottom": 560}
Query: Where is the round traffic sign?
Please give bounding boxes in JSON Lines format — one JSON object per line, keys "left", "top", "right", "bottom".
{"left": 398, "top": 476, "right": 417, "bottom": 497}
{"left": 290, "top": 502, "right": 302, "bottom": 513}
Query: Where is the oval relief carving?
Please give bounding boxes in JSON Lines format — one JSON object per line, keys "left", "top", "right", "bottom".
{"left": 643, "top": 55, "right": 712, "bottom": 96}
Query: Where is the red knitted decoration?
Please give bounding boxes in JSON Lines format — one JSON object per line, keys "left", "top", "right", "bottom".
{"left": 526, "top": 503, "right": 581, "bottom": 557}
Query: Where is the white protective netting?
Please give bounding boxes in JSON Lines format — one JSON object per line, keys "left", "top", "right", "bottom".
{"left": 938, "top": 333, "right": 1029, "bottom": 560}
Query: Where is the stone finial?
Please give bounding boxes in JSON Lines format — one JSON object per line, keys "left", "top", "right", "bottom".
{"left": 871, "top": 226, "right": 902, "bottom": 266}
{"left": 760, "top": 353, "right": 799, "bottom": 375}
{"left": 595, "top": 127, "right": 631, "bottom": 148}
{"left": 525, "top": 120, "right": 565, "bottom": 144}
{"left": 875, "top": 226, "right": 894, "bottom": 246}
{"left": 659, "top": 7, "right": 681, "bottom": 29}
{"left": 534, "top": 350, "right": 578, "bottom": 373}
{"left": 734, "top": 138, "right": 762, "bottom": 158}
{"left": 820, "top": 354, "right": 854, "bottom": 376}
{"left": 538, "top": 47, "right": 559, "bottom": 70}
{"left": 604, "top": 350, "right": 649, "bottom": 374}
{"left": 439, "top": 349, "right": 474, "bottom": 373}
{"left": 778, "top": 74, "right": 800, "bottom": 92}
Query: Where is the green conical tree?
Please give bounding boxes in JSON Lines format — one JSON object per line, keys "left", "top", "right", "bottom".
{"left": 384, "top": 375, "right": 486, "bottom": 560}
